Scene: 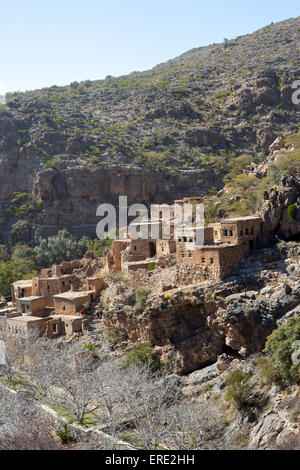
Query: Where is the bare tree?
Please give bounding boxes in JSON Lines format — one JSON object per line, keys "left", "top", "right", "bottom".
{"left": 0, "top": 388, "right": 60, "bottom": 450}
{"left": 92, "top": 360, "right": 132, "bottom": 436}
{"left": 164, "top": 400, "right": 226, "bottom": 450}
{"left": 0, "top": 330, "right": 26, "bottom": 385}
{"left": 114, "top": 366, "right": 180, "bottom": 450}
{"left": 0, "top": 329, "right": 229, "bottom": 451}
{"left": 25, "top": 339, "right": 103, "bottom": 425}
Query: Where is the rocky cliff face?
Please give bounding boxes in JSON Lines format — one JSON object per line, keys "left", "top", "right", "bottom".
{"left": 31, "top": 165, "right": 221, "bottom": 241}
{"left": 259, "top": 175, "right": 300, "bottom": 240}
{"left": 102, "top": 241, "right": 300, "bottom": 374}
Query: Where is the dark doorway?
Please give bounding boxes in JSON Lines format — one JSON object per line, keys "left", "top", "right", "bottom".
{"left": 149, "top": 242, "right": 156, "bottom": 258}
{"left": 249, "top": 240, "right": 254, "bottom": 250}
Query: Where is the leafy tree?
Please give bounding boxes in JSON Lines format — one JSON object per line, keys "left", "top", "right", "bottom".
{"left": 134, "top": 288, "right": 151, "bottom": 312}
{"left": 225, "top": 369, "right": 254, "bottom": 410}
{"left": 34, "top": 229, "right": 88, "bottom": 268}
{"left": 86, "top": 238, "right": 112, "bottom": 257}
{"left": 122, "top": 343, "right": 161, "bottom": 372}
{"left": 0, "top": 245, "right": 37, "bottom": 297}
{"left": 0, "top": 244, "right": 10, "bottom": 262}
{"left": 264, "top": 317, "right": 300, "bottom": 384}
{"left": 288, "top": 204, "right": 297, "bottom": 221}
{"left": 0, "top": 261, "right": 22, "bottom": 297}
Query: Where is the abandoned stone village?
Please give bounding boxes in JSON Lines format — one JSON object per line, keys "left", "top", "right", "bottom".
{"left": 0, "top": 194, "right": 267, "bottom": 335}
{"left": 1, "top": 176, "right": 300, "bottom": 376}
{"left": 0, "top": 253, "right": 104, "bottom": 337}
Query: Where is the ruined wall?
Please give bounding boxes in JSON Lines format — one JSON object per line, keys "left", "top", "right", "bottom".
{"left": 6, "top": 317, "right": 48, "bottom": 336}
{"left": 17, "top": 296, "right": 47, "bottom": 316}
{"left": 176, "top": 243, "right": 245, "bottom": 281}
{"left": 85, "top": 277, "right": 104, "bottom": 296}
{"left": 108, "top": 240, "right": 130, "bottom": 272}
{"left": 176, "top": 245, "right": 222, "bottom": 280}
{"left": 52, "top": 261, "right": 81, "bottom": 276}
{"left": 156, "top": 240, "right": 176, "bottom": 258}
{"left": 218, "top": 244, "right": 245, "bottom": 279}
{"left": 130, "top": 239, "right": 156, "bottom": 259}
{"left": 219, "top": 218, "right": 262, "bottom": 250}
{"left": 11, "top": 281, "right": 33, "bottom": 304}
{"left": 32, "top": 275, "right": 76, "bottom": 303}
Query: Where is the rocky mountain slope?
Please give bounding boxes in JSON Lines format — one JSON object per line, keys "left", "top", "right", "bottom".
{"left": 100, "top": 240, "right": 300, "bottom": 374}
{"left": 1, "top": 16, "right": 300, "bottom": 243}
{"left": 86, "top": 232, "right": 300, "bottom": 449}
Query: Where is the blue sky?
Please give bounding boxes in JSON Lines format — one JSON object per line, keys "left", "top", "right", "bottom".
{"left": 0, "top": 0, "right": 299, "bottom": 93}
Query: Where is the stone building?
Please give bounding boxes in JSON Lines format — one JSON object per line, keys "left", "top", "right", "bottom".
{"left": 11, "top": 280, "right": 33, "bottom": 304}
{"left": 104, "top": 205, "right": 264, "bottom": 283}
{"left": 177, "top": 216, "right": 262, "bottom": 281}
{"left": 177, "top": 243, "right": 245, "bottom": 281}
{"left": 53, "top": 290, "right": 95, "bottom": 316}
{"left": 211, "top": 216, "right": 262, "bottom": 253}
{"left": 5, "top": 255, "right": 104, "bottom": 338}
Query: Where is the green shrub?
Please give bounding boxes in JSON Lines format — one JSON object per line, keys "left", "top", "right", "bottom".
{"left": 225, "top": 369, "right": 254, "bottom": 410}
{"left": 5, "top": 192, "right": 43, "bottom": 221}
{"left": 264, "top": 317, "right": 300, "bottom": 384}
{"left": 288, "top": 204, "right": 297, "bottom": 221}
{"left": 122, "top": 343, "right": 161, "bottom": 372}
{"left": 134, "top": 288, "right": 151, "bottom": 312}
{"left": 147, "top": 262, "right": 155, "bottom": 271}
{"left": 89, "top": 145, "right": 100, "bottom": 154}
{"left": 45, "top": 157, "right": 62, "bottom": 169}
{"left": 256, "top": 356, "right": 283, "bottom": 387}
{"left": 55, "top": 424, "right": 75, "bottom": 444}
{"left": 104, "top": 327, "right": 127, "bottom": 346}
{"left": 88, "top": 157, "right": 100, "bottom": 164}
{"left": 86, "top": 238, "right": 112, "bottom": 258}
{"left": 83, "top": 343, "right": 97, "bottom": 353}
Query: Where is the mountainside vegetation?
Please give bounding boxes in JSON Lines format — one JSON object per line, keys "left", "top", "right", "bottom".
{"left": 204, "top": 129, "right": 300, "bottom": 223}
{"left": 2, "top": 16, "right": 300, "bottom": 173}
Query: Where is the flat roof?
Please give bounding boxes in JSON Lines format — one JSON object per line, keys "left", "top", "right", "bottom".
{"left": 53, "top": 314, "right": 83, "bottom": 320}
{"left": 18, "top": 296, "right": 43, "bottom": 302}
{"left": 8, "top": 315, "right": 47, "bottom": 323}
{"left": 0, "top": 307, "right": 17, "bottom": 314}
{"left": 220, "top": 216, "right": 261, "bottom": 223}
{"left": 12, "top": 280, "right": 32, "bottom": 287}
{"left": 53, "top": 290, "right": 94, "bottom": 300}
{"left": 190, "top": 243, "right": 239, "bottom": 250}
{"left": 36, "top": 274, "right": 75, "bottom": 281}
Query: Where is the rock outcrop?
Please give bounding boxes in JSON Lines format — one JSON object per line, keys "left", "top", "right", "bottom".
{"left": 259, "top": 175, "right": 300, "bottom": 240}
{"left": 103, "top": 278, "right": 283, "bottom": 374}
